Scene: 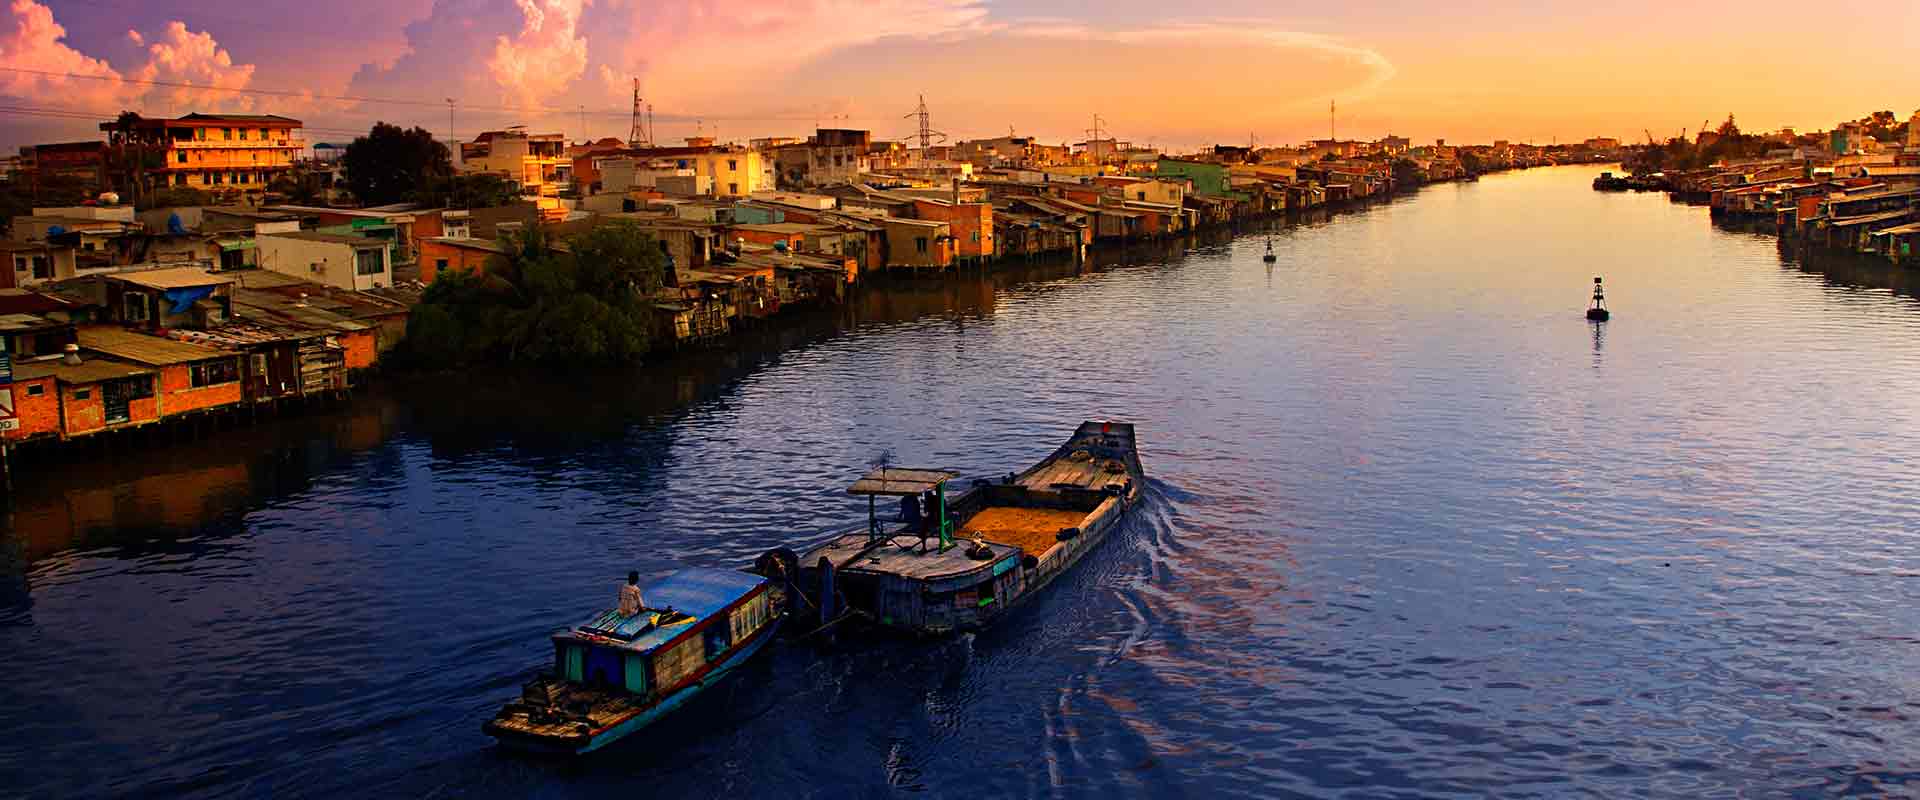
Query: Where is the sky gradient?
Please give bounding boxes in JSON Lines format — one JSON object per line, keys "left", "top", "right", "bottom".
{"left": 2, "top": 0, "right": 1917, "bottom": 152}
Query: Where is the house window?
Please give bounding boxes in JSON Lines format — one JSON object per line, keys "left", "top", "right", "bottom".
{"left": 915, "top": 236, "right": 928, "bottom": 253}
{"left": 176, "top": 151, "right": 188, "bottom": 164}
{"left": 1137, "top": 191, "right": 1146, "bottom": 201}
{"left": 434, "top": 258, "right": 449, "bottom": 272}
{"left": 728, "top": 183, "right": 738, "bottom": 195}
{"left": 238, "top": 172, "right": 249, "bottom": 185}
{"left": 175, "top": 173, "right": 187, "bottom": 186}
{"left": 238, "top": 128, "right": 248, "bottom": 140}
{"left": 74, "top": 389, "right": 90, "bottom": 400}
{"left": 222, "top": 128, "right": 232, "bottom": 140}
{"left": 355, "top": 248, "right": 385, "bottom": 276}
{"left": 117, "top": 376, "right": 155, "bottom": 400}
{"left": 124, "top": 293, "right": 149, "bottom": 322}
{"left": 190, "top": 359, "right": 240, "bottom": 387}
{"left": 31, "top": 255, "right": 50, "bottom": 279}
{"left": 212, "top": 172, "right": 223, "bottom": 185}
{"left": 727, "top": 159, "right": 737, "bottom": 171}
{"left": 25, "top": 384, "right": 43, "bottom": 396}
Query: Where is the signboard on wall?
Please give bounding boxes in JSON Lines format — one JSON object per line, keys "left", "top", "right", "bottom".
{"left": 0, "top": 387, "right": 15, "bottom": 430}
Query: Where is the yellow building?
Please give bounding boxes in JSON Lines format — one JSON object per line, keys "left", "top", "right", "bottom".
{"left": 101, "top": 113, "right": 302, "bottom": 199}
{"left": 460, "top": 130, "right": 568, "bottom": 198}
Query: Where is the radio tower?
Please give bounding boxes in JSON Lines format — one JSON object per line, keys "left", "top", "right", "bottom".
{"left": 904, "top": 94, "right": 946, "bottom": 164}
{"left": 629, "top": 79, "right": 650, "bottom": 146}
{"left": 1085, "top": 113, "right": 1107, "bottom": 164}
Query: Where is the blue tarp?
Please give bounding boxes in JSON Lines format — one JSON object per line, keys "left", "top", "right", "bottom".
{"left": 164, "top": 286, "right": 215, "bottom": 314}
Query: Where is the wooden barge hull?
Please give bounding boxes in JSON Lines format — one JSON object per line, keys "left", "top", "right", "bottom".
{"left": 795, "top": 421, "right": 1143, "bottom": 636}
{"left": 483, "top": 568, "right": 781, "bottom": 756}
{"left": 484, "top": 618, "right": 780, "bottom": 755}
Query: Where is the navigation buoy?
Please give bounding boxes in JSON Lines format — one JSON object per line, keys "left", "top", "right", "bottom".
{"left": 1262, "top": 239, "right": 1277, "bottom": 263}
{"left": 1586, "top": 276, "right": 1610, "bottom": 321}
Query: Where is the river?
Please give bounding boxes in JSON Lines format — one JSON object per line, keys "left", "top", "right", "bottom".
{"left": 6, "top": 165, "right": 1920, "bottom": 798}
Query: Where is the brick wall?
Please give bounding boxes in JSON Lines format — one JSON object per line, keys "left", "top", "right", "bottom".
{"left": 157, "top": 360, "right": 244, "bottom": 416}
{"left": 4, "top": 377, "right": 60, "bottom": 440}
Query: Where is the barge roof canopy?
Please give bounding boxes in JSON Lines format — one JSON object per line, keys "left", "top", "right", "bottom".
{"left": 568, "top": 567, "right": 763, "bottom": 653}
{"left": 848, "top": 467, "right": 959, "bottom": 496}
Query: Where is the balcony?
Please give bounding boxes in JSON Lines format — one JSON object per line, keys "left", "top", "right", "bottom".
{"left": 165, "top": 137, "right": 305, "bottom": 150}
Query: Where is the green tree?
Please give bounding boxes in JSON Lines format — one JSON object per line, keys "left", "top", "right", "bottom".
{"left": 140, "top": 186, "right": 212, "bottom": 210}
{"left": 267, "top": 171, "right": 326, "bottom": 205}
{"left": 1390, "top": 158, "right": 1422, "bottom": 187}
{"left": 342, "top": 122, "right": 451, "bottom": 206}
{"left": 409, "top": 172, "right": 522, "bottom": 209}
{"left": 399, "top": 222, "right": 668, "bottom": 368}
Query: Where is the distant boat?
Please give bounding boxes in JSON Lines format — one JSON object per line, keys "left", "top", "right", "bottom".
{"left": 1587, "top": 276, "right": 1611, "bottom": 321}
{"left": 482, "top": 567, "right": 782, "bottom": 755}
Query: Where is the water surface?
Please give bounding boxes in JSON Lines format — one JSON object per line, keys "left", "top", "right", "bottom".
{"left": 6, "top": 166, "right": 1920, "bottom": 797}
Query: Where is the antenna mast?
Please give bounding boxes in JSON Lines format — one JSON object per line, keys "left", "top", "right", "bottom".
{"left": 629, "top": 79, "right": 652, "bottom": 146}
{"left": 1330, "top": 99, "right": 1336, "bottom": 141}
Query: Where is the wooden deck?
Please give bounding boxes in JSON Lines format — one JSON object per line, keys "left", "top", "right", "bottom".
{"left": 802, "top": 530, "right": 1019, "bottom": 580}
{"left": 489, "top": 682, "right": 638, "bottom": 743}
{"left": 956, "top": 506, "right": 1087, "bottom": 558}
{"left": 1019, "top": 451, "right": 1131, "bottom": 492}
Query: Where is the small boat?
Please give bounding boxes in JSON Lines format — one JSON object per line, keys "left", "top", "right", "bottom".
{"left": 770, "top": 421, "right": 1143, "bottom": 636}
{"left": 1587, "top": 276, "right": 1610, "bottom": 321}
{"left": 1262, "top": 239, "right": 1278, "bottom": 263}
{"left": 482, "top": 567, "right": 782, "bottom": 755}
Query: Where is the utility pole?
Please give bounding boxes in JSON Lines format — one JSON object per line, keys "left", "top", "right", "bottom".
{"left": 1330, "top": 99, "right": 1336, "bottom": 142}
{"left": 578, "top": 105, "right": 587, "bottom": 141}
{"left": 1085, "top": 113, "right": 1107, "bottom": 165}
{"left": 641, "top": 79, "right": 656, "bottom": 146}
{"left": 904, "top": 94, "right": 946, "bottom": 165}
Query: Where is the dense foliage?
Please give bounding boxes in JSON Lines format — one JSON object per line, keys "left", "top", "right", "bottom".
{"left": 399, "top": 222, "right": 671, "bottom": 368}
{"left": 409, "top": 173, "right": 523, "bottom": 209}
{"left": 343, "top": 122, "right": 452, "bottom": 206}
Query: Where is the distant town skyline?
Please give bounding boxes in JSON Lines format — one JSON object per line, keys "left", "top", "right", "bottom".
{"left": 1, "top": 0, "right": 1916, "bottom": 151}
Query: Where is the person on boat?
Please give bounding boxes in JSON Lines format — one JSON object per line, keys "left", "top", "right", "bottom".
{"left": 901, "top": 493, "right": 922, "bottom": 526}
{"left": 619, "top": 571, "right": 645, "bottom": 616}
{"left": 922, "top": 490, "right": 940, "bottom": 532}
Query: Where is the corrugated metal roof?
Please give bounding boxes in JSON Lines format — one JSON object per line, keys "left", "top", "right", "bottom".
{"left": 14, "top": 357, "right": 153, "bottom": 384}
{"left": 262, "top": 231, "right": 386, "bottom": 247}
{"left": 78, "top": 325, "right": 237, "bottom": 365}
{"left": 112, "top": 266, "right": 235, "bottom": 289}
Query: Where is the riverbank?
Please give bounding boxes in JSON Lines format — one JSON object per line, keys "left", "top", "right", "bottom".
{"left": 1, "top": 166, "right": 1509, "bottom": 472}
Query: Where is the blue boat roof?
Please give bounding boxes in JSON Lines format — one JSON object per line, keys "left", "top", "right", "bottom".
{"left": 566, "top": 567, "right": 765, "bottom": 653}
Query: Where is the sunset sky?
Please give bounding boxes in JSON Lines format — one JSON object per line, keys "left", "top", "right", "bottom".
{"left": 2, "top": 0, "right": 1916, "bottom": 152}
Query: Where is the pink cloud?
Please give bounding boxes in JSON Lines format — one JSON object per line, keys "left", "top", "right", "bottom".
{"left": 487, "top": 0, "right": 591, "bottom": 105}
{"left": 130, "top": 21, "right": 260, "bottom": 113}
{"left": 0, "top": 0, "right": 129, "bottom": 109}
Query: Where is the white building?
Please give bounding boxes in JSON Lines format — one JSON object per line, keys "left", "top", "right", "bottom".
{"left": 256, "top": 231, "right": 392, "bottom": 291}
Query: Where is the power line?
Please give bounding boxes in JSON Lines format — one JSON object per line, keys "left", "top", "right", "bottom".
{"left": 0, "top": 66, "right": 898, "bottom": 123}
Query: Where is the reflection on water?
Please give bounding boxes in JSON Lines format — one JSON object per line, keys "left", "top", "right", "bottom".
{"left": 8, "top": 167, "right": 1920, "bottom": 798}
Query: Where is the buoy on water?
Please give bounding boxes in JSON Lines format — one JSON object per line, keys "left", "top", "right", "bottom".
{"left": 1586, "top": 276, "right": 1610, "bottom": 321}
{"left": 1262, "top": 239, "right": 1277, "bottom": 263}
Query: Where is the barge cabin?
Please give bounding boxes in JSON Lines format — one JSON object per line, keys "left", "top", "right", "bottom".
{"left": 483, "top": 567, "right": 781, "bottom": 755}
{"left": 782, "top": 421, "right": 1143, "bottom": 636}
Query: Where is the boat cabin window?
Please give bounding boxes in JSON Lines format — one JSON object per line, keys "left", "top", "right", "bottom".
{"left": 728, "top": 591, "right": 771, "bottom": 643}
{"left": 702, "top": 622, "right": 732, "bottom": 662}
